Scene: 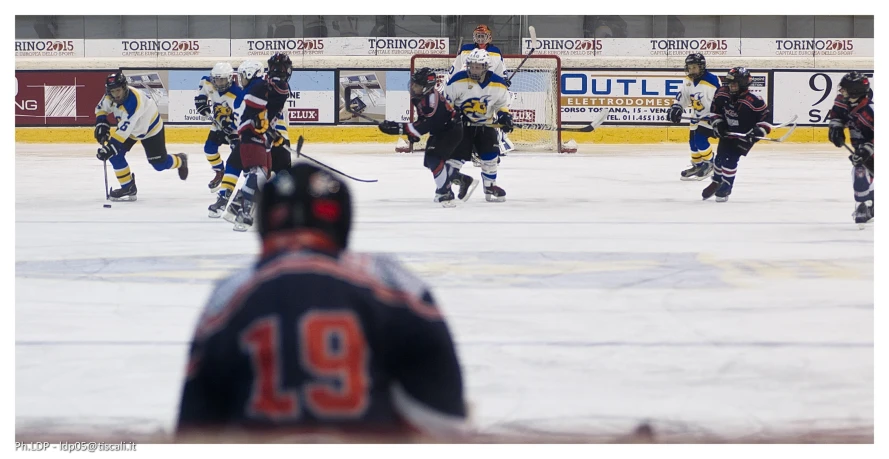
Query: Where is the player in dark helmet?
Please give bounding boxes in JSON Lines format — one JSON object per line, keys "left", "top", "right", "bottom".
{"left": 267, "top": 52, "right": 293, "bottom": 81}
{"left": 827, "top": 71, "right": 874, "bottom": 226}
{"left": 670, "top": 53, "right": 721, "bottom": 181}
{"left": 177, "top": 161, "right": 469, "bottom": 440}
{"left": 104, "top": 72, "right": 130, "bottom": 104}
{"left": 702, "top": 66, "right": 771, "bottom": 202}
{"left": 378, "top": 68, "right": 477, "bottom": 207}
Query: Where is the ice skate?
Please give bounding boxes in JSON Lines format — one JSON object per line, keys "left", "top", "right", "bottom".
{"left": 223, "top": 190, "right": 244, "bottom": 223}
{"left": 207, "top": 168, "right": 224, "bottom": 192}
{"left": 208, "top": 190, "right": 231, "bottom": 218}
{"left": 175, "top": 153, "right": 189, "bottom": 180}
{"left": 681, "top": 161, "right": 713, "bottom": 181}
{"left": 452, "top": 173, "right": 479, "bottom": 202}
{"left": 484, "top": 184, "right": 506, "bottom": 202}
{"left": 434, "top": 188, "right": 457, "bottom": 208}
{"left": 233, "top": 199, "right": 255, "bottom": 232}
{"left": 109, "top": 174, "right": 137, "bottom": 202}
{"left": 854, "top": 201, "right": 874, "bottom": 229}
{"left": 701, "top": 180, "right": 719, "bottom": 200}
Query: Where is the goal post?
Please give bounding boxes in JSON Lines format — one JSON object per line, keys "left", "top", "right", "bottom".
{"left": 408, "top": 54, "right": 565, "bottom": 153}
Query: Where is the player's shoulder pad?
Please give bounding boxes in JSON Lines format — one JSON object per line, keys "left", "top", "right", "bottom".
{"left": 701, "top": 72, "right": 721, "bottom": 88}
{"left": 200, "top": 75, "right": 212, "bottom": 84}
{"left": 487, "top": 73, "right": 509, "bottom": 89}
{"left": 714, "top": 86, "right": 731, "bottom": 98}
{"left": 447, "top": 71, "right": 471, "bottom": 86}
{"left": 122, "top": 90, "right": 139, "bottom": 117}
{"left": 459, "top": 43, "right": 476, "bottom": 53}
{"left": 346, "top": 253, "right": 433, "bottom": 302}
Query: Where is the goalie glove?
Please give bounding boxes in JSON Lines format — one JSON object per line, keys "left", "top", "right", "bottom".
{"left": 94, "top": 118, "right": 111, "bottom": 144}
{"left": 496, "top": 112, "right": 514, "bottom": 133}
{"left": 96, "top": 141, "right": 121, "bottom": 161}
{"left": 668, "top": 104, "right": 684, "bottom": 124}
{"left": 710, "top": 118, "right": 727, "bottom": 139}
{"left": 828, "top": 119, "right": 846, "bottom": 148}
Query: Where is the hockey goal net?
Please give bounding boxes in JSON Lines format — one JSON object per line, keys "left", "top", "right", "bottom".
{"left": 408, "top": 54, "right": 565, "bottom": 152}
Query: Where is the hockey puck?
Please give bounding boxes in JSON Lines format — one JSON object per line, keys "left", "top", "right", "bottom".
{"left": 103, "top": 204, "right": 112, "bottom": 208}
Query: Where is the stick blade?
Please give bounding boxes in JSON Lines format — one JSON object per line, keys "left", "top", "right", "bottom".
{"left": 296, "top": 136, "right": 305, "bottom": 156}
{"left": 529, "top": 26, "right": 537, "bottom": 47}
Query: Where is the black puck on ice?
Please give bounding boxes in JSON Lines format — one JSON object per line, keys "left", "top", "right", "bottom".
{"left": 103, "top": 204, "right": 112, "bottom": 208}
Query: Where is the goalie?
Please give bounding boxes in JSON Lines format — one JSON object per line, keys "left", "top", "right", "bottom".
{"left": 379, "top": 68, "right": 478, "bottom": 207}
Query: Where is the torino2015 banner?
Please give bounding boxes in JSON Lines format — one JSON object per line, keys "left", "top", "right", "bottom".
{"left": 560, "top": 70, "right": 768, "bottom": 125}
{"left": 15, "top": 71, "right": 109, "bottom": 126}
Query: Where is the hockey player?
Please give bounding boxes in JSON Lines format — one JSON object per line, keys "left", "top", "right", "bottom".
{"left": 176, "top": 162, "right": 468, "bottom": 440}
{"left": 207, "top": 60, "right": 292, "bottom": 222}
{"left": 702, "top": 67, "right": 770, "bottom": 202}
{"left": 225, "top": 54, "right": 292, "bottom": 231}
{"left": 449, "top": 24, "right": 513, "bottom": 161}
{"left": 195, "top": 62, "right": 243, "bottom": 191}
{"left": 445, "top": 49, "right": 511, "bottom": 202}
{"left": 827, "top": 71, "right": 874, "bottom": 225}
{"left": 668, "top": 53, "right": 720, "bottom": 181}
{"left": 94, "top": 72, "right": 188, "bottom": 201}
{"left": 378, "top": 68, "right": 477, "bottom": 207}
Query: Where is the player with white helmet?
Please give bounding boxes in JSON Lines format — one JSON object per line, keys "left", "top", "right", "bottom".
{"left": 445, "top": 48, "right": 511, "bottom": 202}
{"left": 195, "top": 62, "right": 243, "bottom": 191}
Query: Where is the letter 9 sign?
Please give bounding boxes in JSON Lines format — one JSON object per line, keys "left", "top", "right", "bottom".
{"left": 240, "top": 311, "right": 370, "bottom": 421}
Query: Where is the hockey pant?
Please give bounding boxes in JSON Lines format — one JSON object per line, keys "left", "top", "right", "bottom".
{"left": 423, "top": 124, "right": 464, "bottom": 192}
{"left": 688, "top": 126, "right": 713, "bottom": 164}
{"left": 455, "top": 125, "right": 500, "bottom": 187}
{"left": 108, "top": 127, "right": 182, "bottom": 187}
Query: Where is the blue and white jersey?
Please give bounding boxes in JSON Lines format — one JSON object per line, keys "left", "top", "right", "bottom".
{"left": 444, "top": 70, "right": 510, "bottom": 124}
{"left": 448, "top": 44, "right": 506, "bottom": 80}
{"left": 674, "top": 71, "right": 721, "bottom": 130}
{"left": 95, "top": 87, "right": 163, "bottom": 142}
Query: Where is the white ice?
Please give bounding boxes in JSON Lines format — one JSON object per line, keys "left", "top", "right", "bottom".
{"left": 15, "top": 142, "right": 873, "bottom": 441}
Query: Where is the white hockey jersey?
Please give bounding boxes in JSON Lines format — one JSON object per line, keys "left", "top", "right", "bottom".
{"left": 448, "top": 44, "right": 507, "bottom": 80}
{"left": 673, "top": 71, "right": 721, "bottom": 130}
{"left": 197, "top": 76, "right": 244, "bottom": 133}
{"left": 95, "top": 87, "right": 163, "bottom": 143}
{"left": 444, "top": 70, "right": 510, "bottom": 124}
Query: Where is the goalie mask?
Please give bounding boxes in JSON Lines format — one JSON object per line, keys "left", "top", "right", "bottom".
{"left": 104, "top": 72, "right": 129, "bottom": 104}
{"left": 210, "top": 62, "right": 235, "bottom": 93}
{"left": 724, "top": 67, "right": 751, "bottom": 96}
{"left": 473, "top": 24, "right": 492, "bottom": 46}
{"left": 684, "top": 53, "right": 706, "bottom": 79}
{"left": 838, "top": 71, "right": 870, "bottom": 102}
{"left": 465, "top": 49, "right": 490, "bottom": 81}
{"left": 410, "top": 68, "right": 438, "bottom": 100}
{"left": 237, "top": 60, "right": 264, "bottom": 87}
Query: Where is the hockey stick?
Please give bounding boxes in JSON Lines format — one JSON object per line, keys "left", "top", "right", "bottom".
{"left": 726, "top": 121, "right": 799, "bottom": 143}
{"left": 507, "top": 26, "right": 537, "bottom": 84}
{"left": 681, "top": 114, "right": 799, "bottom": 130}
{"left": 283, "top": 136, "right": 378, "bottom": 183}
{"left": 103, "top": 159, "right": 110, "bottom": 200}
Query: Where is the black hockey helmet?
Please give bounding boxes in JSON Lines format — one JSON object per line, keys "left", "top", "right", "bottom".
{"left": 258, "top": 162, "right": 352, "bottom": 250}
{"left": 105, "top": 72, "right": 129, "bottom": 103}
{"left": 410, "top": 67, "right": 438, "bottom": 99}
{"left": 724, "top": 67, "right": 751, "bottom": 95}
{"left": 267, "top": 53, "right": 293, "bottom": 80}
{"left": 684, "top": 53, "right": 706, "bottom": 78}
{"left": 838, "top": 71, "right": 870, "bottom": 101}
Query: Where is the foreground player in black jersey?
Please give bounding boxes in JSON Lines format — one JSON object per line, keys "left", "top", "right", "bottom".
{"left": 176, "top": 162, "right": 468, "bottom": 441}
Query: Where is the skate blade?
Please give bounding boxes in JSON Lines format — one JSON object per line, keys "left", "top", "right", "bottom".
{"left": 222, "top": 210, "right": 239, "bottom": 223}
{"left": 461, "top": 179, "right": 480, "bottom": 202}
{"left": 681, "top": 175, "right": 710, "bottom": 182}
{"left": 485, "top": 195, "right": 506, "bottom": 203}
{"left": 233, "top": 222, "right": 252, "bottom": 232}
{"left": 715, "top": 196, "right": 729, "bottom": 202}
{"left": 208, "top": 211, "right": 223, "bottom": 218}
{"left": 109, "top": 195, "right": 137, "bottom": 202}
{"left": 438, "top": 200, "right": 457, "bottom": 208}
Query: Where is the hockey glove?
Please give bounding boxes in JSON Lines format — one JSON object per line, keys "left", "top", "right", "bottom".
{"left": 850, "top": 142, "right": 874, "bottom": 166}
{"left": 497, "top": 112, "right": 514, "bottom": 133}
{"left": 252, "top": 111, "right": 270, "bottom": 134}
{"left": 378, "top": 120, "right": 403, "bottom": 136}
{"left": 226, "top": 131, "right": 240, "bottom": 145}
{"left": 711, "top": 118, "right": 727, "bottom": 139}
{"left": 271, "top": 133, "right": 285, "bottom": 148}
{"left": 96, "top": 142, "right": 120, "bottom": 161}
{"left": 744, "top": 126, "right": 768, "bottom": 144}
{"left": 828, "top": 119, "right": 846, "bottom": 148}
{"left": 668, "top": 104, "right": 684, "bottom": 124}
{"left": 195, "top": 95, "right": 212, "bottom": 119}
{"left": 504, "top": 78, "right": 512, "bottom": 88}
{"left": 209, "top": 129, "right": 229, "bottom": 145}
{"left": 94, "top": 120, "right": 111, "bottom": 144}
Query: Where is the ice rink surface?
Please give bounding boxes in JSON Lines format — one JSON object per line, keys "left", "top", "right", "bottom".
{"left": 15, "top": 142, "right": 873, "bottom": 440}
